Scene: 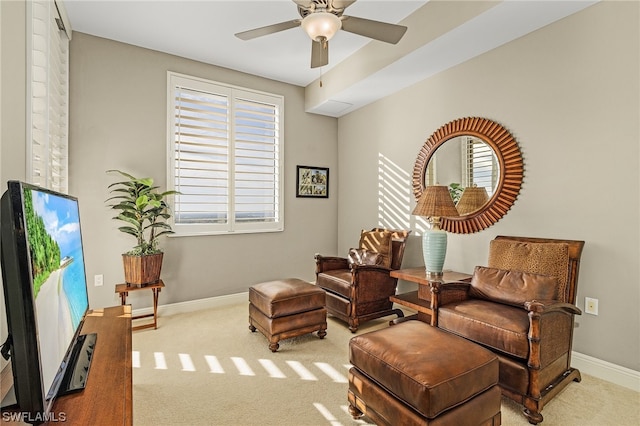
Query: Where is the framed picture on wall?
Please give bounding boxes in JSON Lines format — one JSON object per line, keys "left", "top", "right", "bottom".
{"left": 296, "top": 165, "right": 329, "bottom": 198}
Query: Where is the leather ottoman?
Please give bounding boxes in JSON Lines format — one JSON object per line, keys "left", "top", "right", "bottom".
{"left": 249, "top": 278, "right": 327, "bottom": 352}
{"left": 348, "top": 321, "right": 501, "bottom": 425}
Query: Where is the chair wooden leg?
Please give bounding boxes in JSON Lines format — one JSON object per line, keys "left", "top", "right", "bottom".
{"left": 348, "top": 318, "right": 359, "bottom": 333}
{"left": 523, "top": 367, "right": 582, "bottom": 424}
{"left": 524, "top": 408, "right": 543, "bottom": 425}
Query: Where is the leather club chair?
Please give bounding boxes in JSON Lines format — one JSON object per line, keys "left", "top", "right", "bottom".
{"left": 430, "top": 236, "right": 585, "bottom": 424}
{"left": 315, "top": 228, "right": 410, "bottom": 333}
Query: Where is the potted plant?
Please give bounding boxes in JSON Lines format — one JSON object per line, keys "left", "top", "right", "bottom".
{"left": 106, "top": 169, "right": 178, "bottom": 286}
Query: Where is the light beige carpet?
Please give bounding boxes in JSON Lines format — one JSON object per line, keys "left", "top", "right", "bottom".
{"left": 133, "top": 302, "right": 639, "bottom": 425}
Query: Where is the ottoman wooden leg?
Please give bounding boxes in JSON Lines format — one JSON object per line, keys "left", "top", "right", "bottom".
{"left": 269, "top": 341, "right": 280, "bottom": 352}
{"left": 348, "top": 403, "right": 363, "bottom": 419}
{"left": 318, "top": 325, "right": 327, "bottom": 339}
{"left": 347, "top": 390, "right": 364, "bottom": 419}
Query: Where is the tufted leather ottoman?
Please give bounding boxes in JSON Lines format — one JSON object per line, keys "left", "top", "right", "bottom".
{"left": 349, "top": 321, "right": 501, "bottom": 425}
{"left": 249, "top": 278, "right": 327, "bottom": 352}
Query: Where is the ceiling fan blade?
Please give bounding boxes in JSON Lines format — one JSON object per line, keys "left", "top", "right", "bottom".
{"left": 340, "top": 15, "right": 408, "bottom": 44}
{"left": 311, "top": 39, "right": 329, "bottom": 68}
{"left": 235, "top": 20, "right": 301, "bottom": 41}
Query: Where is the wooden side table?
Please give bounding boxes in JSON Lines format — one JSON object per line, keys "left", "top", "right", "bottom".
{"left": 115, "top": 280, "right": 165, "bottom": 331}
{"left": 390, "top": 269, "right": 471, "bottom": 325}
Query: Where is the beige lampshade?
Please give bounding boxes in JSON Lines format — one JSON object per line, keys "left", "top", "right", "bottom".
{"left": 456, "top": 186, "right": 489, "bottom": 215}
{"left": 412, "top": 185, "right": 460, "bottom": 218}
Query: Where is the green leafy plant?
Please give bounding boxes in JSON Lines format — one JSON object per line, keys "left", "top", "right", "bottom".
{"left": 448, "top": 182, "right": 464, "bottom": 204}
{"left": 106, "top": 170, "right": 178, "bottom": 256}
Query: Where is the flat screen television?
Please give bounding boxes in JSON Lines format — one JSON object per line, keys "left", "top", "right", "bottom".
{"left": 0, "top": 181, "right": 95, "bottom": 424}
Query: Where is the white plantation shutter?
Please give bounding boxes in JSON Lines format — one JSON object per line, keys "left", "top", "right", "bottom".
{"left": 169, "top": 73, "right": 283, "bottom": 235}
{"left": 28, "top": 0, "right": 70, "bottom": 193}
{"left": 233, "top": 95, "right": 280, "bottom": 224}
{"left": 173, "top": 86, "right": 230, "bottom": 225}
{"left": 463, "top": 137, "right": 498, "bottom": 197}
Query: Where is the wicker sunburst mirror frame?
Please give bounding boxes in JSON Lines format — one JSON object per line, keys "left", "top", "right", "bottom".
{"left": 412, "top": 117, "right": 524, "bottom": 234}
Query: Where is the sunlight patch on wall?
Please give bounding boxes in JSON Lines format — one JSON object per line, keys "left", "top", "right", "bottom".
{"left": 377, "top": 153, "right": 411, "bottom": 231}
{"left": 413, "top": 215, "right": 429, "bottom": 236}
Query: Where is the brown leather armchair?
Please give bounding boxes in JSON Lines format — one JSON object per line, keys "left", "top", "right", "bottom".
{"left": 430, "top": 236, "right": 585, "bottom": 424}
{"left": 315, "top": 228, "right": 410, "bottom": 333}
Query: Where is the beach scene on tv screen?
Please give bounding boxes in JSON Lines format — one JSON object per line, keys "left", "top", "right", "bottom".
{"left": 23, "top": 188, "right": 89, "bottom": 395}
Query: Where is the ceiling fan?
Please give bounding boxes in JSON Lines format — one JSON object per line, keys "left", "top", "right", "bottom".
{"left": 235, "top": 0, "right": 408, "bottom": 68}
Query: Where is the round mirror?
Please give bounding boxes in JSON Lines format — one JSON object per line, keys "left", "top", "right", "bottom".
{"left": 424, "top": 136, "right": 499, "bottom": 215}
{"left": 413, "top": 117, "right": 523, "bottom": 234}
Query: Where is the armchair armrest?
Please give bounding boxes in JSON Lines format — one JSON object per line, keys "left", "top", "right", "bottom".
{"left": 524, "top": 300, "right": 582, "bottom": 315}
{"left": 315, "top": 254, "right": 349, "bottom": 274}
{"left": 349, "top": 264, "right": 397, "bottom": 303}
{"left": 429, "top": 281, "right": 472, "bottom": 327}
{"left": 430, "top": 280, "right": 472, "bottom": 307}
{"left": 525, "top": 299, "right": 581, "bottom": 374}
{"left": 349, "top": 264, "right": 393, "bottom": 285}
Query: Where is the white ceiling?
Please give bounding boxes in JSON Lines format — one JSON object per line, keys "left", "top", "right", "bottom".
{"left": 63, "top": 0, "right": 599, "bottom": 117}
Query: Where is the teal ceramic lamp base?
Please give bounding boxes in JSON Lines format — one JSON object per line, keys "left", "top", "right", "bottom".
{"left": 422, "top": 226, "right": 447, "bottom": 277}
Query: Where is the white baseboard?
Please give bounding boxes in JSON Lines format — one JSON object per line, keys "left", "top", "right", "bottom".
{"left": 132, "top": 291, "right": 248, "bottom": 318}
{"left": 133, "top": 293, "right": 640, "bottom": 393}
{"left": 571, "top": 351, "right": 640, "bottom": 392}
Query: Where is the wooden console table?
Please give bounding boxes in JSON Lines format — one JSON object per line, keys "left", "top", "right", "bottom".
{"left": 115, "top": 280, "right": 165, "bottom": 331}
{"left": 48, "top": 305, "right": 132, "bottom": 425}
{"left": 390, "top": 269, "right": 472, "bottom": 325}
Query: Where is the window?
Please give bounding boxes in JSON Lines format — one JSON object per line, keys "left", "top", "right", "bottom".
{"left": 167, "top": 72, "right": 283, "bottom": 235}
{"left": 462, "top": 137, "right": 498, "bottom": 196}
{"left": 27, "top": 0, "right": 71, "bottom": 193}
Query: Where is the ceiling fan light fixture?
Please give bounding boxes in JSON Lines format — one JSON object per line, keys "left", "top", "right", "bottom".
{"left": 301, "top": 11, "right": 342, "bottom": 42}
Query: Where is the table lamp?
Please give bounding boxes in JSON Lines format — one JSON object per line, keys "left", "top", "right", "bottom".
{"left": 456, "top": 185, "right": 489, "bottom": 215}
{"left": 412, "top": 185, "right": 459, "bottom": 277}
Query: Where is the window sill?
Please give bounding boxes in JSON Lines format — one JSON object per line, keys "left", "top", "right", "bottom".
{"left": 168, "top": 228, "right": 284, "bottom": 238}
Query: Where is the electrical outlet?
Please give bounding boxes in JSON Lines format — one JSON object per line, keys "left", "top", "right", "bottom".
{"left": 585, "top": 297, "right": 598, "bottom": 315}
{"left": 94, "top": 274, "right": 104, "bottom": 287}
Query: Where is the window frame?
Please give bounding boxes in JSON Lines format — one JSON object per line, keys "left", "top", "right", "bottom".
{"left": 167, "top": 72, "right": 284, "bottom": 236}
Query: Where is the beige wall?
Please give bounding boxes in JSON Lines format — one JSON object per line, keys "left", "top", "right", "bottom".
{"left": 0, "top": 0, "right": 27, "bottom": 372}
{"left": 0, "top": 0, "right": 27, "bottom": 184}
{"left": 336, "top": 1, "right": 639, "bottom": 371}
{"left": 68, "top": 33, "right": 338, "bottom": 309}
